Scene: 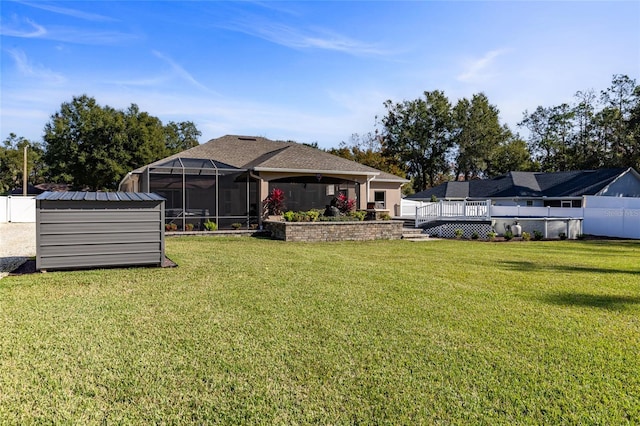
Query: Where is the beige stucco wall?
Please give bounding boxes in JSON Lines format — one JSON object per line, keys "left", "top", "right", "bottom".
{"left": 369, "top": 181, "right": 404, "bottom": 215}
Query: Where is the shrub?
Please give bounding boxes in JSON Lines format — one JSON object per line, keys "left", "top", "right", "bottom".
{"left": 165, "top": 223, "right": 177, "bottom": 232}
{"left": 231, "top": 222, "right": 243, "bottom": 230}
{"left": 504, "top": 230, "right": 514, "bottom": 241}
{"left": 430, "top": 194, "right": 438, "bottom": 202}
{"left": 203, "top": 220, "right": 218, "bottom": 231}
{"left": 306, "top": 210, "right": 321, "bottom": 222}
{"left": 487, "top": 231, "right": 497, "bottom": 241}
{"left": 335, "top": 193, "right": 356, "bottom": 214}
{"left": 521, "top": 231, "right": 531, "bottom": 241}
{"left": 380, "top": 213, "right": 392, "bottom": 221}
{"left": 350, "top": 210, "right": 367, "bottom": 221}
{"left": 263, "top": 188, "right": 285, "bottom": 216}
{"left": 471, "top": 232, "right": 479, "bottom": 240}
{"left": 533, "top": 230, "right": 544, "bottom": 241}
{"left": 559, "top": 232, "right": 567, "bottom": 240}
{"left": 454, "top": 229, "right": 464, "bottom": 239}
{"left": 577, "top": 233, "right": 586, "bottom": 240}
{"left": 283, "top": 210, "right": 321, "bottom": 222}
{"left": 185, "top": 223, "right": 194, "bottom": 231}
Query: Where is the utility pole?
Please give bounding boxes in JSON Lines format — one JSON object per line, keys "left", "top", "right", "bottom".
{"left": 23, "top": 145, "right": 28, "bottom": 196}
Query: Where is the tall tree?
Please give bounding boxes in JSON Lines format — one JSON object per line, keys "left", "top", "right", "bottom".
{"left": 164, "top": 121, "right": 201, "bottom": 155}
{"left": 44, "top": 95, "right": 130, "bottom": 190}
{"left": 124, "top": 104, "right": 168, "bottom": 169}
{"left": 452, "top": 93, "right": 507, "bottom": 180}
{"left": 0, "top": 134, "right": 46, "bottom": 194}
{"left": 42, "top": 95, "right": 202, "bottom": 190}
{"left": 328, "top": 132, "right": 406, "bottom": 178}
{"left": 519, "top": 104, "right": 574, "bottom": 172}
{"left": 489, "top": 132, "right": 536, "bottom": 176}
{"left": 570, "top": 89, "right": 600, "bottom": 169}
{"left": 380, "top": 90, "right": 454, "bottom": 191}
{"left": 597, "top": 74, "right": 639, "bottom": 168}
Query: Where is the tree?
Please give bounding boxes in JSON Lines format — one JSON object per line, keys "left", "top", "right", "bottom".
{"left": 379, "top": 90, "right": 454, "bottom": 191}
{"left": 124, "top": 104, "right": 168, "bottom": 168}
{"left": 452, "top": 93, "right": 508, "bottom": 180}
{"left": 570, "top": 90, "right": 600, "bottom": 169}
{"left": 327, "top": 132, "right": 406, "bottom": 178}
{"left": 489, "top": 133, "right": 536, "bottom": 176}
{"left": 0, "top": 134, "right": 46, "bottom": 194}
{"left": 597, "top": 74, "right": 639, "bottom": 168}
{"left": 519, "top": 104, "right": 574, "bottom": 172}
{"left": 164, "top": 121, "right": 201, "bottom": 155}
{"left": 44, "top": 95, "right": 130, "bottom": 190}
{"left": 43, "top": 95, "right": 202, "bottom": 190}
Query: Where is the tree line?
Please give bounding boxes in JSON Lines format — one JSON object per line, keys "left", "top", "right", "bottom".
{"left": 333, "top": 74, "right": 639, "bottom": 192}
{"left": 2, "top": 75, "right": 637, "bottom": 194}
{"left": 0, "top": 95, "right": 200, "bottom": 193}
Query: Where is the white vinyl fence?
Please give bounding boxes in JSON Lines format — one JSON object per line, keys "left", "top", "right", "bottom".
{"left": 0, "top": 196, "right": 36, "bottom": 223}
{"left": 582, "top": 196, "right": 640, "bottom": 239}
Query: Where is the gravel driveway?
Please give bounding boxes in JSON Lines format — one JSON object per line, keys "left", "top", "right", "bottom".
{"left": 0, "top": 223, "right": 36, "bottom": 278}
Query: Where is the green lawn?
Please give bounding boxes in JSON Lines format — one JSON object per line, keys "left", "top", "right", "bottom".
{"left": 1, "top": 237, "right": 639, "bottom": 424}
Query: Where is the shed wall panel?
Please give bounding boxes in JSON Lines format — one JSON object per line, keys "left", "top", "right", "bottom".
{"left": 39, "top": 242, "right": 161, "bottom": 257}
{"left": 39, "top": 231, "right": 160, "bottom": 246}
{"left": 40, "top": 252, "right": 163, "bottom": 270}
{"left": 39, "top": 210, "right": 161, "bottom": 223}
{"left": 40, "top": 221, "right": 160, "bottom": 234}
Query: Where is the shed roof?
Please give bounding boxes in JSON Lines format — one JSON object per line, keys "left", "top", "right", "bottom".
{"left": 36, "top": 191, "right": 165, "bottom": 202}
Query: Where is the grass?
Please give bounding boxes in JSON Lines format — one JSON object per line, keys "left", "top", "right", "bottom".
{"left": 1, "top": 237, "right": 639, "bottom": 424}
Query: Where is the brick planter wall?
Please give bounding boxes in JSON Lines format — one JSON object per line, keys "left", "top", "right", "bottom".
{"left": 265, "top": 220, "right": 403, "bottom": 242}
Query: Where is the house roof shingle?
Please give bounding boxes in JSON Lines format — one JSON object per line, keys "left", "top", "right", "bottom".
{"left": 408, "top": 168, "right": 632, "bottom": 200}
{"left": 137, "top": 135, "right": 407, "bottom": 182}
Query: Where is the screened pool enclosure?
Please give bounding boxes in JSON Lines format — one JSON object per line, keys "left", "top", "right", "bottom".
{"left": 135, "top": 157, "right": 360, "bottom": 230}
{"left": 139, "top": 158, "right": 258, "bottom": 230}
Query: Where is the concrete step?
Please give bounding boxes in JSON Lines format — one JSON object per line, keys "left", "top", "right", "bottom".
{"left": 401, "top": 228, "right": 431, "bottom": 241}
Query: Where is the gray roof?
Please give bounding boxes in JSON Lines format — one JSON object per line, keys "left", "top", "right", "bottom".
{"left": 408, "top": 168, "right": 634, "bottom": 200}
{"left": 36, "top": 191, "right": 165, "bottom": 202}
{"left": 137, "top": 135, "right": 408, "bottom": 182}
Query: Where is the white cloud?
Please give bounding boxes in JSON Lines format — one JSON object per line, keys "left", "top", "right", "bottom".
{"left": 223, "top": 17, "right": 390, "bottom": 57}
{"left": 152, "top": 50, "right": 221, "bottom": 96}
{"left": 18, "top": 1, "right": 116, "bottom": 22}
{"left": 6, "top": 48, "right": 66, "bottom": 84}
{"left": 0, "top": 13, "right": 138, "bottom": 45}
{"left": 0, "top": 16, "right": 46, "bottom": 37}
{"left": 457, "top": 48, "right": 512, "bottom": 83}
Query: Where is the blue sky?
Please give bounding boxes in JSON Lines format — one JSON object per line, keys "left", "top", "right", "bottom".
{"left": 1, "top": 1, "right": 639, "bottom": 149}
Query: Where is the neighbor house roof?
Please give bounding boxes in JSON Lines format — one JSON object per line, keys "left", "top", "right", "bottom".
{"left": 408, "top": 168, "right": 634, "bottom": 200}
{"left": 135, "top": 135, "right": 408, "bottom": 182}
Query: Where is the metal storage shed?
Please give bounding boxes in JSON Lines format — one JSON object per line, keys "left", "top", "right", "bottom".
{"left": 36, "top": 191, "right": 165, "bottom": 271}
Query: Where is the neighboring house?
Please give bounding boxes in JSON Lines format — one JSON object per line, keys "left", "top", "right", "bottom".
{"left": 407, "top": 168, "right": 640, "bottom": 207}
{"left": 404, "top": 168, "right": 640, "bottom": 239}
{"left": 119, "top": 135, "right": 408, "bottom": 229}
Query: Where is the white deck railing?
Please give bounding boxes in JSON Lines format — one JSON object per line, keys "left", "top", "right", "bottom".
{"left": 415, "top": 200, "right": 491, "bottom": 227}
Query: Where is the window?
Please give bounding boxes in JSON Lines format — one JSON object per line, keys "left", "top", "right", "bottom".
{"left": 561, "top": 200, "right": 572, "bottom": 208}
{"left": 374, "top": 191, "right": 386, "bottom": 209}
{"left": 526, "top": 200, "right": 533, "bottom": 207}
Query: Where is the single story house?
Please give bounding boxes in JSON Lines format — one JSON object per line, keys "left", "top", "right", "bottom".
{"left": 119, "top": 135, "right": 408, "bottom": 229}
{"left": 405, "top": 168, "right": 640, "bottom": 239}
{"left": 407, "top": 168, "right": 640, "bottom": 207}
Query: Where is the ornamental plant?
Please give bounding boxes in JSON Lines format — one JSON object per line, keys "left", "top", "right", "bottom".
{"left": 203, "top": 220, "right": 218, "bottom": 231}
{"left": 335, "top": 193, "right": 356, "bottom": 215}
{"left": 263, "top": 188, "right": 285, "bottom": 216}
